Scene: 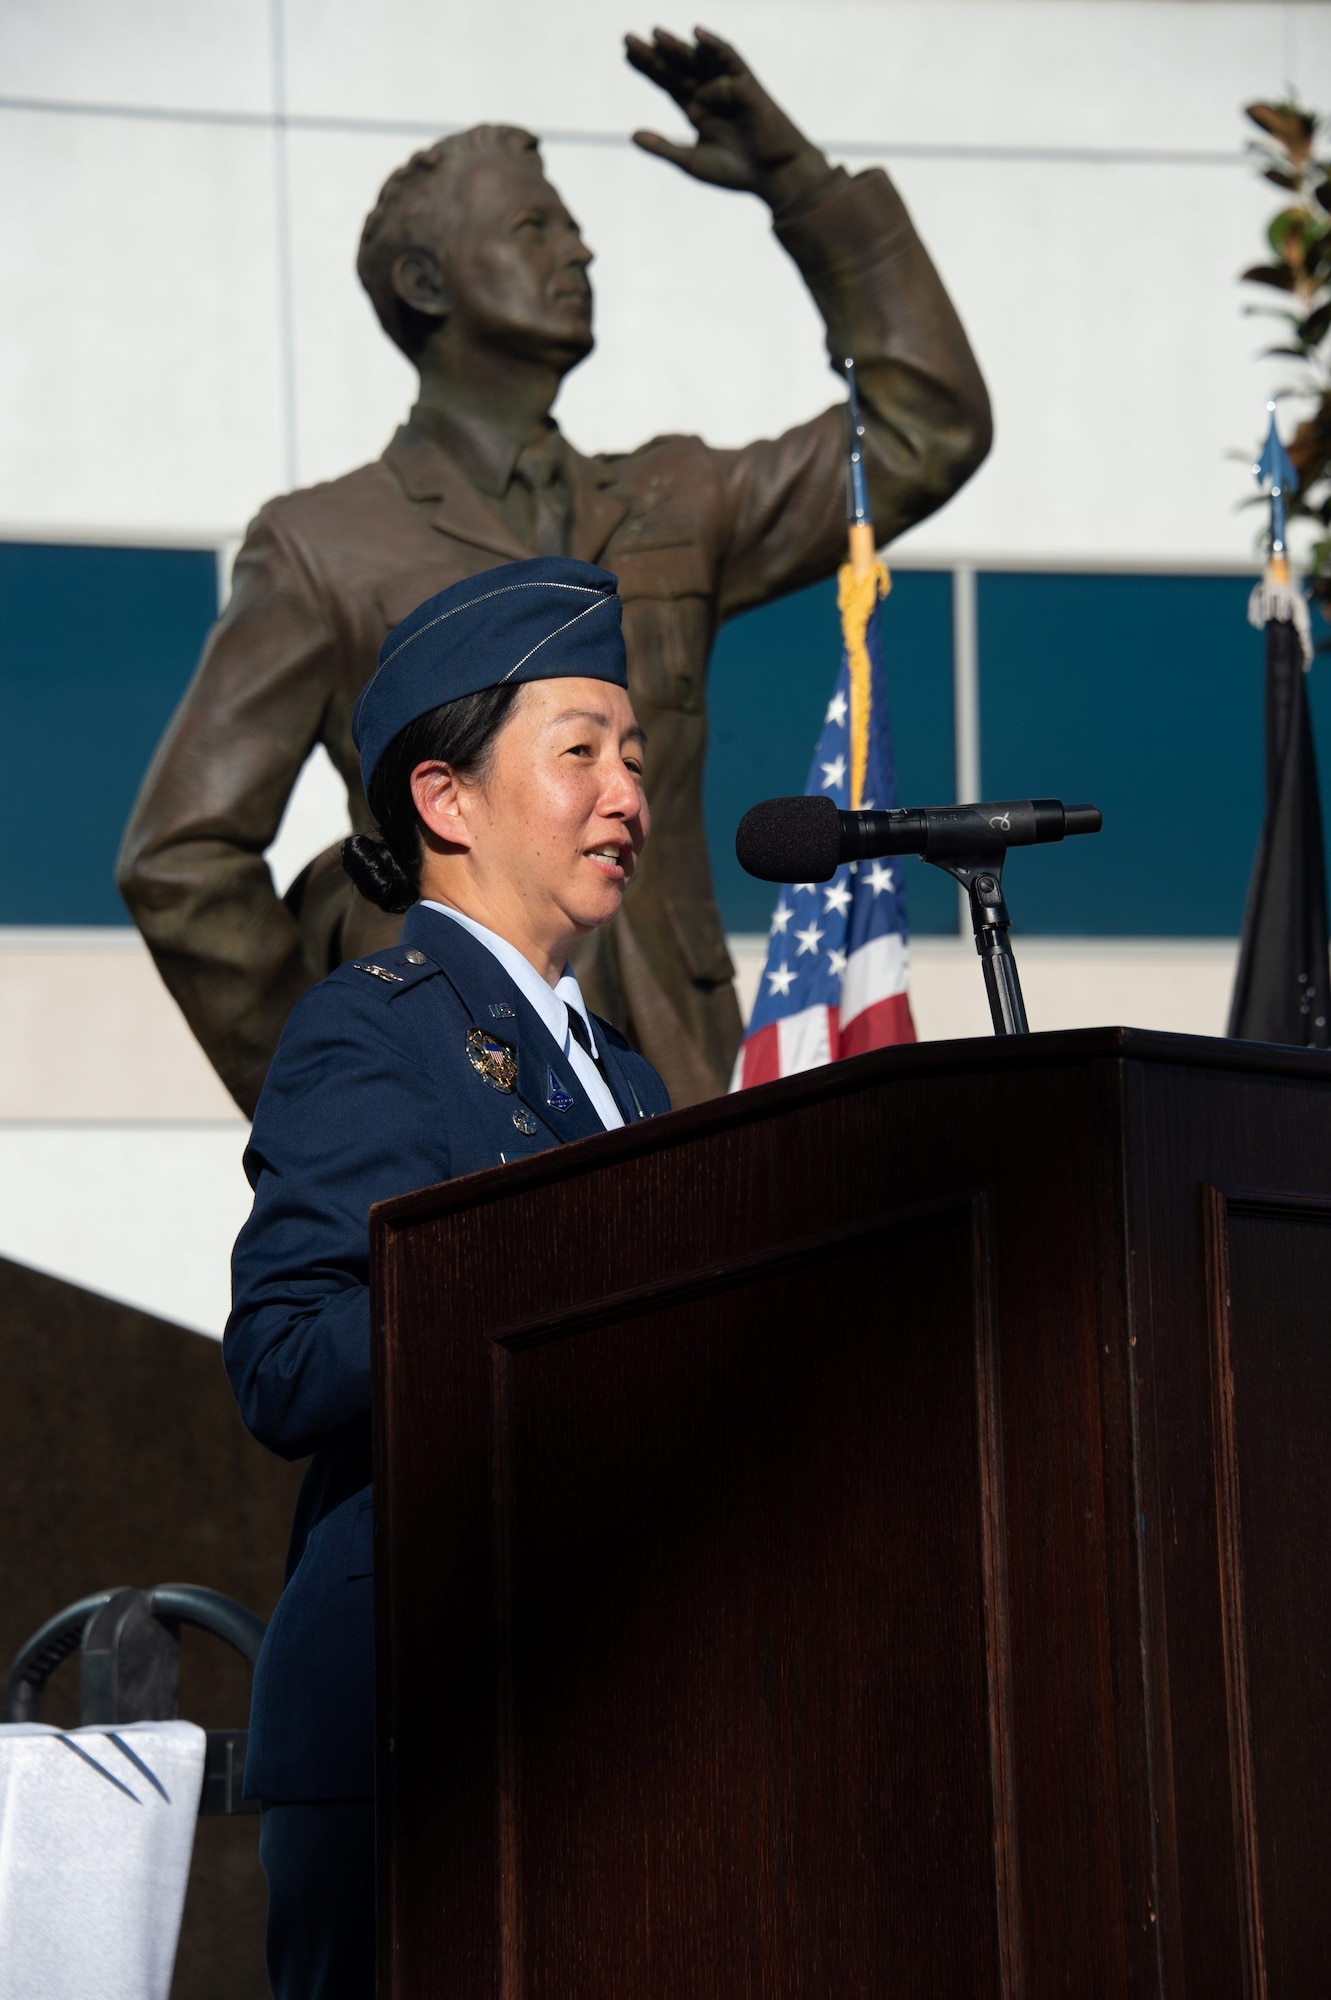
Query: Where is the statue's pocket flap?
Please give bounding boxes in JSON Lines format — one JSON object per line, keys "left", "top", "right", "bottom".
{"left": 607, "top": 542, "right": 711, "bottom": 599}
{"left": 609, "top": 511, "right": 696, "bottom": 553}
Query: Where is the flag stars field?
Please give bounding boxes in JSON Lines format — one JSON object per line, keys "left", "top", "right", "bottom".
{"left": 770, "top": 898, "right": 793, "bottom": 934}
{"left": 823, "top": 878, "right": 852, "bottom": 916}
{"left": 820, "top": 754, "right": 847, "bottom": 790}
{"left": 766, "top": 962, "right": 796, "bottom": 997}
{"left": 795, "top": 921, "right": 825, "bottom": 955}
{"left": 865, "top": 861, "right": 895, "bottom": 896}
{"left": 825, "top": 690, "right": 848, "bottom": 727}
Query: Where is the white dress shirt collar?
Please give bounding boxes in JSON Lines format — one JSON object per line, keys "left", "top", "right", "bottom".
{"left": 421, "top": 901, "right": 624, "bottom": 1132}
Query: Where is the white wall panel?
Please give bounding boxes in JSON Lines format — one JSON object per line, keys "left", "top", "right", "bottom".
{"left": 2, "top": 0, "right": 1327, "bottom": 555}
{"left": 280, "top": 0, "right": 678, "bottom": 131}
{"left": 283, "top": 124, "right": 428, "bottom": 489}
{"left": 0, "top": 1124, "right": 250, "bottom": 1336}
{"left": 893, "top": 154, "right": 1281, "bottom": 562}
{"left": 0, "top": 931, "right": 237, "bottom": 1120}
{"left": 525, "top": 140, "right": 835, "bottom": 460}
{"left": 0, "top": 0, "right": 273, "bottom": 115}
{"left": 0, "top": 107, "right": 286, "bottom": 536}
{"left": 277, "top": 0, "right": 1311, "bottom": 151}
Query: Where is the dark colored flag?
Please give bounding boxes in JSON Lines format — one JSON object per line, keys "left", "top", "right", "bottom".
{"left": 1228, "top": 604, "right": 1330, "bottom": 1046}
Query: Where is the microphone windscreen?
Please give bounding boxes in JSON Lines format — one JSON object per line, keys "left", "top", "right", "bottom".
{"left": 735, "top": 795, "right": 843, "bottom": 883}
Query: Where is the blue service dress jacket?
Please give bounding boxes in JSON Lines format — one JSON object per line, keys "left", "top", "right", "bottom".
{"left": 224, "top": 900, "right": 670, "bottom": 1802}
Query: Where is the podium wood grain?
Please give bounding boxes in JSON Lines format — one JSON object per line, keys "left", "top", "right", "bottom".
{"left": 371, "top": 1027, "right": 1331, "bottom": 1998}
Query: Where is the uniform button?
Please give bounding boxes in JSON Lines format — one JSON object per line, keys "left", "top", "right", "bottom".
{"left": 512, "top": 1108, "right": 538, "bottom": 1136}
{"left": 403, "top": 950, "right": 427, "bottom": 965}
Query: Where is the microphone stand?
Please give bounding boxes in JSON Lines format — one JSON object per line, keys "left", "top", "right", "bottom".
{"left": 738, "top": 793, "right": 1101, "bottom": 1042}
{"left": 929, "top": 839, "right": 1030, "bottom": 1037}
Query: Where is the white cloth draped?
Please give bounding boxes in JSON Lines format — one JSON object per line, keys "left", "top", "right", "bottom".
{"left": 0, "top": 1720, "right": 205, "bottom": 2000}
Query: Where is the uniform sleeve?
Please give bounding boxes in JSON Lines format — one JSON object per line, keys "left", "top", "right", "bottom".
{"left": 116, "top": 507, "right": 342, "bottom": 1118}
{"left": 714, "top": 165, "right": 992, "bottom": 621}
{"left": 223, "top": 980, "right": 448, "bottom": 1461}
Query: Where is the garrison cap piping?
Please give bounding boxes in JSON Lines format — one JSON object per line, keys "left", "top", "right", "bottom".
{"left": 499, "top": 593, "right": 616, "bottom": 682}
{"left": 371, "top": 579, "right": 605, "bottom": 688}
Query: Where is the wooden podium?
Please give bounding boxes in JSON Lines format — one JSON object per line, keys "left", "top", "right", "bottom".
{"left": 371, "top": 1027, "right": 1331, "bottom": 1998}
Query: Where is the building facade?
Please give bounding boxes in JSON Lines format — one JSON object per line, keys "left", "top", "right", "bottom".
{"left": 1, "top": 0, "right": 1325, "bottom": 1328}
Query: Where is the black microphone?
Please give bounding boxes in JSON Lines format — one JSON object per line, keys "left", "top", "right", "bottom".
{"left": 735, "top": 793, "right": 1102, "bottom": 883}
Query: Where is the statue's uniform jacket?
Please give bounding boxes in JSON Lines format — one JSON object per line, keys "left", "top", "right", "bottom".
{"left": 119, "top": 165, "right": 991, "bottom": 1117}
{"left": 224, "top": 902, "right": 670, "bottom": 1802}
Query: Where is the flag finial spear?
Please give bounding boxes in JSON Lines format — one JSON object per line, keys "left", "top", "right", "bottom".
{"left": 1254, "top": 399, "right": 1297, "bottom": 584}
{"left": 843, "top": 357, "right": 875, "bottom": 581}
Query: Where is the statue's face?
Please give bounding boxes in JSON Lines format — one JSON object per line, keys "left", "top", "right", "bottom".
{"left": 440, "top": 155, "right": 594, "bottom": 368}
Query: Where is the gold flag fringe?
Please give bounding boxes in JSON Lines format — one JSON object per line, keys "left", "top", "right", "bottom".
{"left": 837, "top": 559, "right": 891, "bottom": 810}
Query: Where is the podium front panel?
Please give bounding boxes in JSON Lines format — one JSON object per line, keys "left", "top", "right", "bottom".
{"left": 372, "top": 1028, "right": 1331, "bottom": 1999}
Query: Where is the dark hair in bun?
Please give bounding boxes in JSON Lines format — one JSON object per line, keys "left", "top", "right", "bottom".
{"left": 341, "top": 681, "right": 523, "bottom": 913}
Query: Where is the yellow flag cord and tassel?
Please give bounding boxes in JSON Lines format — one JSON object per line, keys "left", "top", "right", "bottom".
{"left": 838, "top": 521, "right": 891, "bottom": 811}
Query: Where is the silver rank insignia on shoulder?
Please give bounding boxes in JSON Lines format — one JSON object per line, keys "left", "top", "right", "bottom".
{"left": 488, "top": 1001, "right": 515, "bottom": 1020}
{"left": 512, "top": 1107, "right": 538, "bottom": 1136}
{"left": 546, "top": 1066, "right": 575, "bottom": 1114}
{"left": 466, "top": 1027, "right": 518, "bottom": 1092}
{"left": 355, "top": 961, "right": 404, "bottom": 983}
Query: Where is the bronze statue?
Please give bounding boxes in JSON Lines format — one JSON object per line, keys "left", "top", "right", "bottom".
{"left": 118, "top": 27, "right": 991, "bottom": 1116}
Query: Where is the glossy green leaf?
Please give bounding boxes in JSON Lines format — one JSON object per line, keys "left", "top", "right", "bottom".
{"left": 1243, "top": 262, "right": 1296, "bottom": 290}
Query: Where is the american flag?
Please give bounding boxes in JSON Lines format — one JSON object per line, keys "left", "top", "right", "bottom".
{"left": 731, "top": 563, "right": 916, "bottom": 1089}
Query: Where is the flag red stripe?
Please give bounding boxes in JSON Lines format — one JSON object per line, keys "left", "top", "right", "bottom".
{"left": 737, "top": 1020, "right": 782, "bottom": 1087}
{"left": 839, "top": 992, "right": 916, "bottom": 1057}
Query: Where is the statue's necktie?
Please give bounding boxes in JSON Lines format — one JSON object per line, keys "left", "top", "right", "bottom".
{"left": 514, "top": 443, "right": 569, "bottom": 556}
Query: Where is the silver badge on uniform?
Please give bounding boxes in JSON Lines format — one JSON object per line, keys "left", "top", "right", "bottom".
{"left": 488, "top": 1001, "right": 516, "bottom": 1020}
{"left": 511, "top": 1107, "right": 538, "bottom": 1136}
{"left": 466, "top": 1027, "right": 518, "bottom": 1092}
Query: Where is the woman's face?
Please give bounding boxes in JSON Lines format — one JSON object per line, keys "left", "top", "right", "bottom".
{"left": 412, "top": 676, "right": 649, "bottom": 967}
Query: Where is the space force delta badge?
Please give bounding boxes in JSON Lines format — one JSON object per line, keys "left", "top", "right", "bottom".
{"left": 466, "top": 1027, "right": 518, "bottom": 1093}
{"left": 546, "top": 1066, "right": 575, "bottom": 1114}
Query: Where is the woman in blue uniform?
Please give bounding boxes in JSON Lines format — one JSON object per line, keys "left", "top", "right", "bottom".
{"left": 223, "top": 556, "right": 671, "bottom": 2000}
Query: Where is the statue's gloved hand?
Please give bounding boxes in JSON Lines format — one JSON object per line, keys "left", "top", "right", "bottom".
{"left": 624, "top": 25, "right": 829, "bottom": 212}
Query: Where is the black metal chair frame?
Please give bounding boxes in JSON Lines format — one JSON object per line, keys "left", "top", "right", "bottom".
{"left": 3, "top": 1584, "right": 265, "bottom": 1816}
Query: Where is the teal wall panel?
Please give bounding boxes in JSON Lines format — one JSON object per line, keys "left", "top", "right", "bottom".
{"left": 0, "top": 542, "right": 216, "bottom": 924}
{"left": 977, "top": 572, "right": 1268, "bottom": 935}
{"left": 704, "top": 571, "right": 957, "bottom": 933}
{"left": 6, "top": 545, "right": 1328, "bottom": 946}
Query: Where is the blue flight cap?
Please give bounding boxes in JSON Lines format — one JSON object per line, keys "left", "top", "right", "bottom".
{"left": 352, "top": 556, "right": 628, "bottom": 792}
